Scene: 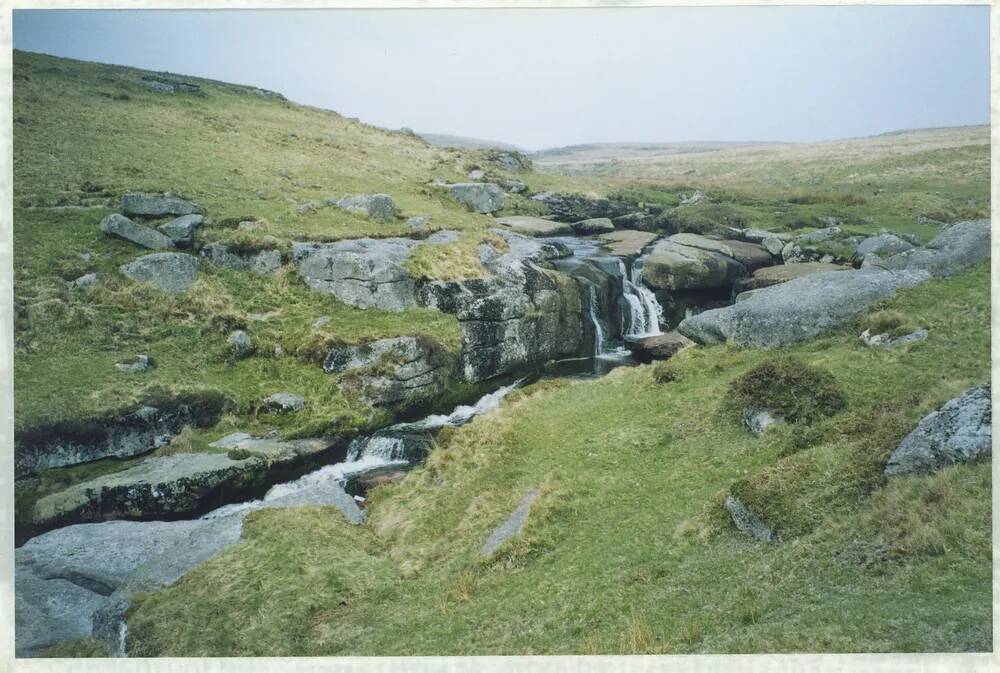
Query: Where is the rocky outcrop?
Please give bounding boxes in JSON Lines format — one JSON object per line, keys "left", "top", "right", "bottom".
{"left": 678, "top": 268, "right": 930, "bottom": 348}
{"left": 669, "top": 233, "right": 774, "bottom": 270}
{"left": 448, "top": 183, "right": 506, "bottom": 213}
{"left": 121, "top": 192, "right": 203, "bottom": 218}
{"left": 157, "top": 214, "right": 203, "bottom": 247}
{"left": 481, "top": 489, "right": 540, "bottom": 557}
{"left": 14, "top": 394, "right": 225, "bottom": 477}
{"left": 324, "top": 336, "right": 451, "bottom": 408}
{"left": 884, "top": 385, "right": 991, "bottom": 477}
{"left": 100, "top": 213, "right": 174, "bottom": 250}
{"left": 873, "top": 219, "right": 989, "bottom": 278}
{"left": 641, "top": 236, "right": 754, "bottom": 291}
{"left": 570, "top": 217, "right": 615, "bottom": 235}
{"left": 327, "top": 194, "right": 397, "bottom": 222}
{"left": 529, "top": 192, "right": 632, "bottom": 223}
{"left": 495, "top": 215, "right": 572, "bottom": 237}
{"left": 200, "top": 242, "right": 283, "bottom": 276}
{"left": 119, "top": 252, "right": 200, "bottom": 293}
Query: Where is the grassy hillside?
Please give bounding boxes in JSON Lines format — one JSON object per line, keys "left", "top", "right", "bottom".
{"left": 11, "top": 50, "right": 587, "bottom": 439}
{"left": 538, "top": 126, "right": 989, "bottom": 240}
{"left": 126, "top": 263, "right": 991, "bottom": 655}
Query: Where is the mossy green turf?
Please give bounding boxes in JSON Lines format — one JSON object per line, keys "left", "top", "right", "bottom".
{"left": 126, "top": 263, "right": 990, "bottom": 655}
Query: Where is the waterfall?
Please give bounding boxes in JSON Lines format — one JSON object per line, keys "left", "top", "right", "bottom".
{"left": 587, "top": 285, "right": 606, "bottom": 355}
{"left": 620, "top": 259, "right": 663, "bottom": 337}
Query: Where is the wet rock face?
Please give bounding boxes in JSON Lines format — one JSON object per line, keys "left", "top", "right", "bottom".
{"left": 14, "top": 396, "right": 225, "bottom": 478}
{"left": 119, "top": 252, "right": 200, "bottom": 293}
{"left": 325, "top": 336, "right": 452, "bottom": 408}
{"left": 678, "top": 269, "right": 930, "bottom": 348}
{"left": 885, "top": 385, "right": 991, "bottom": 477}
{"left": 200, "top": 242, "right": 283, "bottom": 276}
{"left": 852, "top": 232, "right": 914, "bottom": 261}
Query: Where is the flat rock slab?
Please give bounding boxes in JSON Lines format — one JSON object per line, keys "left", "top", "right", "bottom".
{"left": 15, "top": 568, "right": 106, "bottom": 657}
{"left": 734, "top": 261, "right": 847, "bottom": 293}
{"left": 885, "top": 385, "right": 992, "bottom": 477}
{"left": 668, "top": 233, "right": 773, "bottom": 270}
{"left": 119, "top": 252, "right": 199, "bottom": 294}
{"left": 100, "top": 213, "right": 174, "bottom": 250}
{"left": 599, "top": 230, "right": 658, "bottom": 257}
{"left": 121, "top": 192, "right": 202, "bottom": 218}
{"left": 570, "top": 217, "right": 615, "bottom": 235}
{"left": 495, "top": 216, "right": 572, "bottom": 237}
{"left": 481, "top": 489, "right": 540, "bottom": 557}
{"left": 678, "top": 268, "right": 930, "bottom": 348}
{"left": 624, "top": 331, "right": 695, "bottom": 362}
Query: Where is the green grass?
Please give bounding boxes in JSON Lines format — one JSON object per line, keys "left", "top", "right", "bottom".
{"left": 126, "top": 263, "right": 991, "bottom": 655}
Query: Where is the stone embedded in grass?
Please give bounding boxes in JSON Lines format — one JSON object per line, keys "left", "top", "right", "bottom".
{"left": 852, "top": 232, "right": 914, "bottom": 262}
{"left": 498, "top": 178, "right": 528, "bottom": 194}
{"left": 156, "top": 214, "right": 204, "bottom": 247}
{"left": 225, "top": 330, "right": 255, "bottom": 360}
{"left": 261, "top": 392, "right": 306, "bottom": 413}
{"left": 295, "top": 201, "right": 318, "bottom": 215}
{"left": 447, "top": 182, "right": 506, "bottom": 214}
{"left": 598, "top": 230, "right": 659, "bottom": 257}
{"left": 860, "top": 328, "right": 928, "bottom": 348}
{"left": 468, "top": 169, "right": 485, "bottom": 180}
{"left": 724, "top": 495, "right": 775, "bottom": 542}
{"left": 570, "top": 217, "right": 615, "bottom": 235}
{"left": 312, "top": 316, "right": 331, "bottom": 328}
{"left": 884, "top": 385, "right": 991, "bottom": 477}
{"left": 795, "top": 226, "right": 841, "bottom": 244}
{"left": 481, "top": 489, "right": 540, "bottom": 557}
{"left": 679, "top": 190, "right": 706, "bottom": 205}
{"left": 200, "top": 242, "right": 283, "bottom": 276}
{"left": 119, "top": 252, "right": 199, "bottom": 294}
{"left": 121, "top": 192, "right": 203, "bottom": 218}
{"left": 874, "top": 219, "right": 990, "bottom": 278}
{"left": 742, "top": 409, "right": 784, "bottom": 435}
{"left": 406, "top": 215, "right": 430, "bottom": 231}
{"left": 115, "top": 354, "right": 153, "bottom": 373}
{"left": 100, "top": 213, "right": 175, "bottom": 250}
{"left": 327, "top": 193, "right": 397, "bottom": 222}
{"left": 68, "top": 272, "right": 98, "bottom": 289}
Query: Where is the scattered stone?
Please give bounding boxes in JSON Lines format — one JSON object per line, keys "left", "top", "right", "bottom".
{"left": 916, "top": 215, "right": 948, "bottom": 227}
{"left": 679, "top": 190, "right": 706, "bottom": 205}
{"left": 598, "top": 230, "right": 658, "bottom": 257}
{"left": 100, "top": 213, "right": 174, "bottom": 250}
{"left": 69, "top": 272, "right": 98, "bottom": 288}
{"left": 796, "top": 226, "right": 841, "bottom": 244}
{"left": 495, "top": 215, "right": 572, "bottom": 237}
{"left": 819, "top": 254, "right": 835, "bottom": 264}
{"left": 226, "top": 330, "right": 255, "bottom": 360}
{"left": 468, "top": 169, "right": 485, "bottom": 180}
{"left": 860, "top": 328, "right": 928, "bottom": 348}
{"left": 884, "top": 385, "right": 991, "bottom": 477}
{"left": 296, "top": 201, "right": 318, "bottom": 215}
{"left": 200, "top": 242, "right": 282, "bottom": 276}
{"left": 742, "top": 409, "right": 784, "bottom": 434}
{"left": 678, "top": 268, "right": 930, "bottom": 348}
{"left": 481, "top": 489, "right": 540, "bottom": 556}
{"left": 248, "top": 311, "right": 278, "bottom": 322}
{"left": 406, "top": 215, "right": 430, "bottom": 231}
{"left": 261, "top": 392, "right": 305, "bottom": 413}
{"left": 115, "top": 354, "right": 152, "bottom": 373}
{"left": 119, "top": 252, "right": 199, "bottom": 293}
{"left": 121, "top": 192, "right": 202, "bottom": 218}
{"left": 761, "top": 236, "right": 786, "bottom": 256}
{"left": 157, "top": 214, "right": 204, "bottom": 247}
{"left": 313, "top": 316, "right": 332, "bottom": 328}
{"left": 328, "top": 194, "right": 397, "bottom": 222}
{"left": 498, "top": 178, "right": 528, "bottom": 194}
{"left": 724, "top": 496, "right": 775, "bottom": 542}
{"left": 487, "top": 150, "right": 532, "bottom": 172}
{"left": 623, "top": 331, "right": 695, "bottom": 362}
{"left": 852, "top": 232, "right": 914, "bottom": 261}
{"left": 570, "top": 217, "right": 615, "bottom": 235}
{"left": 447, "top": 183, "right": 506, "bottom": 213}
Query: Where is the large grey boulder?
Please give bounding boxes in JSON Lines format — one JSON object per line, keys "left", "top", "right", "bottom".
{"left": 100, "top": 213, "right": 174, "bottom": 250}
{"left": 481, "top": 489, "right": 539, "bottom": 556}
{"left": 121, "top": 192, "right": 203, "bottom": 218}
{"left": 324, "top": 336, "right": 450, "bottom": 408}
{"left": 570, "top": 217, "right": 615, "bottom": 235}
{"left": 15, "top": 568, "right": 106, "bottom": 657}
{"left": 598, "top": 230, "right": 658, "bottom": 257}
{"left": 293, "top": 237, "right": 421, "bottom": 311}
{"left": 14, "top": 396, "right": 224, "bottom": 478}
{"left": 874, "top": 219, "right": 989, "bottom": 278}
{"left": 669, "top": 233, "right": 773, "bottom": 270}
{"left": 156, "top": 214, "right": 203, "bottom": 247}
{"left": 641, "top": 238, "right": 747, "bottom": 291}
{"left": 119, "top": 252, "right": 199, "bottom": 293}
{"left": 494, "top": 215, "right": 572, "bottom": 237}
{"left": 678, "top": 268, "right": 930, "bottom": 348}
{"left": 885, "top": 385, "right": 991, "bottom": 477}
{"left": 448, "top": 183, "right": 506, "bottom": 213}
{"left": 327, "top": 194, "right": 397, "bottom": 222}
{"left": 200, "top": 242, "right": 283, "bottom": 276}
{"left": 852, "top": 232, "right": 914, "bottom": 261}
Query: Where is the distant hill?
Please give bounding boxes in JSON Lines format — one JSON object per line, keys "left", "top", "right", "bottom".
{"left": 417, "top": 132, "right": 523, "bottom": 152}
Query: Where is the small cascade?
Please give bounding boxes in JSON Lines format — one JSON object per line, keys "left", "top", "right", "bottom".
{"left": 587, "top": 285, "right": 606, "bottom": 355}
{"left": 620, "top": 259, "right": 664, "bottom": 337}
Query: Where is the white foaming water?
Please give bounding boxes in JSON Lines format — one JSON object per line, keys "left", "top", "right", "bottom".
{"left": 200, "top": 380, "right": 524, "bottom": 520}
{"left": 587, "top": 285, "right": 606, "bottom": 355}
{"left": 621, "top": 259, "right": 663, "bottom": 337}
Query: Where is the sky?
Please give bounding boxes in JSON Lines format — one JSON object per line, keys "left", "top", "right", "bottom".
{"left": 12, "top": 6, "right": 990, "bottom": 151}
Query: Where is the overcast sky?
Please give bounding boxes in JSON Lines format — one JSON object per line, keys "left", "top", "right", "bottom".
{"left": 13, "top": 6, "right": 990, "bottom": 150}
